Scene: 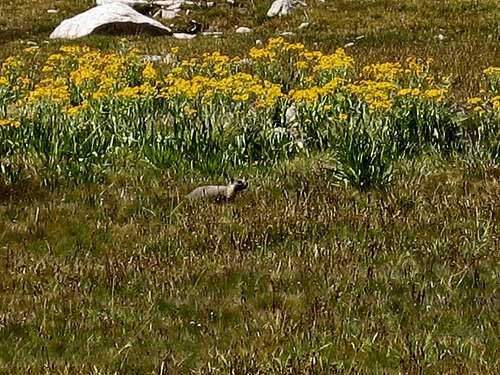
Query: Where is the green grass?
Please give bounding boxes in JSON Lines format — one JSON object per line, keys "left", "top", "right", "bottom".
{"left": 1, "top": 1, "right": 500, "bottom": 373}
{"left": 1, "top": 156, "right": 499, "bottom": 373}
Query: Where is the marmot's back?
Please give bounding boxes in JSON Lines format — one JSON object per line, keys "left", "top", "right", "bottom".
{"left": 186, "top": 179, "right": 248, "bottom": 201}
{"left": 186, "top": 185, "right": 227, "bottom": 200}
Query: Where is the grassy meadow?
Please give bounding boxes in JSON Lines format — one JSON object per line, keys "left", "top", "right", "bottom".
{"left": 1, "top": 0, "right": 499, "bottom": 373}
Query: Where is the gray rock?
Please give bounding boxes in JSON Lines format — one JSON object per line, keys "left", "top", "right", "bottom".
{"left": 142, "top": 53, "right": 174, "bottom": 63}
{"left": 267, "top": 0, "right": 294, "bottom": 17}
{"left": 50, "top": 3, "right": 171, "bottom": 39}
{"left": 201, "top": 31, "right": 223, "bottom": 37}
{"left": 285, "top": 104, "right": 297, "bottom": 125}
{"left": 154, "top": 8, "right": 180, "bottom": 19}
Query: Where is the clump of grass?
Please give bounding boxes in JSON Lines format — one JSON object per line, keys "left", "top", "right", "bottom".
{"left": 334, "top": 120, "right": 394, "bottom": 190}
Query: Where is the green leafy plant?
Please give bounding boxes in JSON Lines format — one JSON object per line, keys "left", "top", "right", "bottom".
{"left": 333, "top": 118, "right": 394, "bottom": 190}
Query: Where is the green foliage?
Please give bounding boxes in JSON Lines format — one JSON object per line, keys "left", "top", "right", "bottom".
{"left": 334, "top": 119, "right": 394, "bottom": 190}
{"left": 389, "top": 101, "right": 462, "bottom": 156}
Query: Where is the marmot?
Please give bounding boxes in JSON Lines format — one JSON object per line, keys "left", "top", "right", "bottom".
{"left": 186, "top": 179, "right": 248, "bottom": 201}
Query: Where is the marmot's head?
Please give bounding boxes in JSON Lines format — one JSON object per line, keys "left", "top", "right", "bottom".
{"left": 229, "top": 178, "right": 248, "bottom": 194}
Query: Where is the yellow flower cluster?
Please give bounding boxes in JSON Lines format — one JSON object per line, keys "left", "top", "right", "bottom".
{"left": 0, "top": 37, "right": 495, "bottom": 128}
{"left": 159, "top": 72, "right": 283, "bottom": 107}
{"left": 27, "top": 78, "right": 70, "bottom": 104}
{"left": 483, "top": 67, "right": 500, "bottom": 76}
{"left": 340, "top": 58, "right": 448, "bottom": 111}
{"left": 0, "top": 118, "right": 21, "bottom": 128}
{"left": 1, "top": 56, "right": 23, "bottom": 74}
{"left": 142, "top": 63, "right": 158, "bottom": 81}
{"left": 465, "top": 66, "right": 500, "bottom": 113}
{"left": 492, "top": 96, "right": 500, "bottom": 110}
{"left": 313, "top": 49, "right": 354, "bottom": 74}
{"left": 65, "top": 102, "right": 89, "bottom": 117}
{"left": 249, "top": 47, "right": 277, "bottom": 62}
{"left": 467, "top": 95, "right": 500, "bottom": 113}
{"left": 347, "top": 80, "right": 397, "bottom": 111}
{"left": 289, "top": 77, "right": 344, "bottom": 102}
{"left": 249, "top": 37, "right": 353, "bottom": 86}
{"left": 362, "top": 62, "right": 402, "bottom": 81}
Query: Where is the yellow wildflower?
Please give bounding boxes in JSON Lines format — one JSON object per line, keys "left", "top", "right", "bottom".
{"left": 65, "top": 102, "right": 89, "bottom": 117}
{"left": 183, "top": 106, "right": 197, "bottom": 117}
{"left": 233, "top": 93, "right": 250, "bottom": 102}
{"left": 2, "top": 56, "right": 23, "bottom": 71}
{"left": 483, "top": 67, "right": 500, "bottom": 76}
{"left": 0, "top": 118, "right": 21, "bottom": 128}
{"left": 338, "top": 113, "right": 348, "bottom": 121}
{"left": 116, "top": 86, "right": 141, "bottom": 98}
{"left": 466, "top": 97, "right": 482, "bottom": 105}
{"left": 423, "top": 88, "right": 447, "bottom": 100}
{"left": 398, "top": 88, "right": 421, "bottom": 97}
{"left": 142, "top": 62, "right": 158, "bottom": 81}
{"left": 490, "top": 96, "right": 500, "bottom": 109}
{"left": 23, "top": 46, "right": 39, "bottom": 54}
{"left": 362, "top": 62, "right": 402, "bottom": 81}
{"left": 294, "top": 61, "right": 309, "bottom": 70}
{"left": 314, "top": 49, "right": 354, "bottom": 73}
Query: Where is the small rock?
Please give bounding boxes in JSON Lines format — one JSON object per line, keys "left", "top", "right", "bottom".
{"left": 280, "top": 31, "right": 294, "bottom": 36}
{"left": 285, "top": 104, "right": 297, "bottom": 125}
{"left": 141, "top": 55, "right": 161, "bottom": 63}
{"left": 201, "top": 31, "right": 223, "bottom": 37}
{"left": 173, "top": 32, "right": 196, "bottom": 39}
{"left": 255, "top": 39, "right": 263, "bottom": 46}
{"left": 235, "top": 26, "right": 252, "bottom": 33}
{"left": 239, "top": 58, "right": 252, "bottom": 65}
{"left": 47, "top": 9, "right": 59, "bottom": 14}
{"left": 298, "top": 22, "right": 309, "bottom": 29}
{"left": 142, "top": 55, "right": 163, "bottom": 62}
{"left": 435, "top": 33, "right": 446, "bottom": 41}
{"left": 344, "top": 42, "right": 355, "bottom": 48}
{"left": 155, "top": 9, "right": 180, "bottom": 19}
{"left": 142, "top": 54, "right": 174, "bottom": 64}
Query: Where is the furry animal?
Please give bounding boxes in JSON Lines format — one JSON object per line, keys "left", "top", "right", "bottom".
{"left": 186, "top": 179, "right": 248, "bottom": 201}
